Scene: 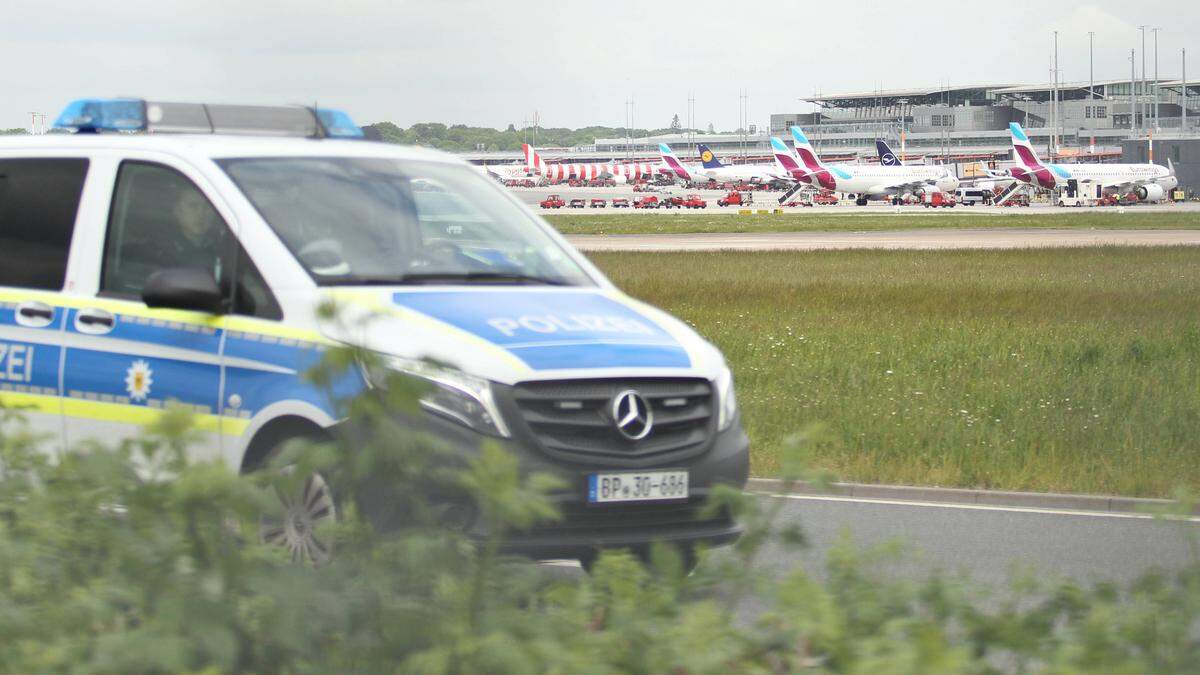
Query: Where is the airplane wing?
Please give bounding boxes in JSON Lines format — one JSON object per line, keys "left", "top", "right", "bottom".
{"left": 868, "top": 178, "right": 940, "bottom": 195}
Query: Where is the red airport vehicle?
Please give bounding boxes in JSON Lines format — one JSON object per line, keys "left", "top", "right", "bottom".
{"left": 812, "top": 191, "right": 839, "bottom": 205}
{"left": 611, "top": 198, "right": 630, "bottom": 208}
{"left": 717, "top": 190, "right": 748, "bottom": 207}
{"left": 922, "top": 191, "right": 956, "bottom": 208}
{"left": 633, "top": 195, "right": 660, "bottom": 209}
{"left": 784, "top": 199, "right": 814, "bottom": 207}
{"left": 568, "top": 198, "right": 586, "bottom": 208}
{"left": 539, "top": 194, "right": 565, "bottom": 209}
{"left": 590, "top": 198, "right": 607, "bottom": 208}
{"left": 683, "top": 194, "right": 707, "bottom": 209}
{"left": 659, "top": 195, "right": 684, "bottom": 209}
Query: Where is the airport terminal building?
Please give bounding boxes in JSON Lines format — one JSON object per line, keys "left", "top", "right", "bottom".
{"left": 469, "top": 80, "right": 1199, "bottom": 191}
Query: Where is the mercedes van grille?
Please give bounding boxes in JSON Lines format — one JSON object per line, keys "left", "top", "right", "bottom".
{"left": 510, "top": 378, "right": 714, "bottom": 466}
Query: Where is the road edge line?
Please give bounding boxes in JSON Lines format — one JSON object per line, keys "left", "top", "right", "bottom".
{"left": 744, "top": 478, "right": 1192, "bottom": 515}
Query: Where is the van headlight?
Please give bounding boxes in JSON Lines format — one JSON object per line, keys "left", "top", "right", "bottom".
{"left": 367, "top": 356, "right": 510, "bottom": 438}
{"left": 715, "top": 366, "right": 738, "bottom": 431}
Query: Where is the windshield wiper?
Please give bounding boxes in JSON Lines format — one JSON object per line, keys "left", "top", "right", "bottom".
{"left": 396, "top": 271, "right": 571, "bottom": 286}
{"left": 320, "top": 275, "right": 416, "bottom": 286}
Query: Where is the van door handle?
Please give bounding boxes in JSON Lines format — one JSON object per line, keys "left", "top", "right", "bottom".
{"left": 75, "top": 308, "right": 116, "bottom": 335}
{"left": 18, "top": 304, "right": 53, "bottom": 320}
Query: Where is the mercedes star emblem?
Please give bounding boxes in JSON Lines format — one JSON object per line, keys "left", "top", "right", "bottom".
{"left": 611, "top": 390, "right": 653, "bottom": 440}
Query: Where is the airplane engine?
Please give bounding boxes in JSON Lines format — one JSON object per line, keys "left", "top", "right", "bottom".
{"left": 613, "top": 174, "right": 628, "bottom": 185}
{"left": 1135, "top": 184, "right": 1165, "bottom": 202}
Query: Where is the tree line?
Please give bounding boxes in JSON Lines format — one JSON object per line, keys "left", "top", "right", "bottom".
{"left": 363, "top": 121, "right": 715, "bottom": 152}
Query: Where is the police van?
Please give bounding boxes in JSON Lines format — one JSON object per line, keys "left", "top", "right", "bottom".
{"left": 0, "top": 99, "right": 749, "bottom": 566}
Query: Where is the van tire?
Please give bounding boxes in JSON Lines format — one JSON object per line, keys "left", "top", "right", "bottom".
{"left": 242, "top": 419, "right": 338, "bottom": 565}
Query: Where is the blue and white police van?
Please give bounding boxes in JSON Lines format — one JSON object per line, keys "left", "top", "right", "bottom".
{"left": 0, "top": 99, "right": 749, "bottom": 566}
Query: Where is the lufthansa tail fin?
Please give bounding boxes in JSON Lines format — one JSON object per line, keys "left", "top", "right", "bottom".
{"left": 876, "top": 139, "right": 903, "bottom": 166}
{"left": 698, "top": 144, "right": 724, "bottom": 169}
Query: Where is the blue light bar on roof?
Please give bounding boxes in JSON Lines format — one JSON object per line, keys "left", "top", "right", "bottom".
{"left": 314, "top": 108, "right": 364, "bottom": 139}
{"left": 52, "top": 98, "right": 366, "bottom": 139}
{"left": 54, "top": 98, "right": 146, "bottom": 132}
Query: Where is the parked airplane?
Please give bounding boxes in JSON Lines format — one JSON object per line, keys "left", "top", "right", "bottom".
{"left": 693, "top": 144, "right": 787, "bottom": 183}
{"left": 658, "top": 143, "right": 790, "bottom": 185}
{"left": 476, "top": 162, "right": 534, "bottom": 180}
{"left": 778, "top": 126, "right": 959, "bottom": 205}
{"left": 989, "top": 123, "right": 1177, "bottom": 201}
{"left": 522, "top": 144, "right": 658, "bottom": 183}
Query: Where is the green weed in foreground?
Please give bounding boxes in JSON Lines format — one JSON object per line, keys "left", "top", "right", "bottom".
{"left": 548, "top": 211, "right": 1200, "bottom": 235}
{"left": 591, "top": 246, "right": 1200, "bottom": 496}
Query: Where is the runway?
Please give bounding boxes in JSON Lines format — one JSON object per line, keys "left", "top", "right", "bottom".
{"left": 567, "top": 228, "right": 1200, "bottom": 251}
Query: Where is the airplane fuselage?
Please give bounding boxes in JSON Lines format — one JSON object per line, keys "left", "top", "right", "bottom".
{"left": 829, "top": 165, "right": 961, "bottom": 197}
{"left": 1008, "top": 163, "right": 1176, "bottom": 192}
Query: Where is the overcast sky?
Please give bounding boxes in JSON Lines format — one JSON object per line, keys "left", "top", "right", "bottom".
{"left": 2, "top": 0, "right": 1197, "bottom": 133}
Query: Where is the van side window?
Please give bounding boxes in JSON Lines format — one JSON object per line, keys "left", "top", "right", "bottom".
{"left": 103, "top": 161, "right": 231, "bottom": 297}
{"left": 103, "top": 161, "right": 281, "bottom": 319}
{"left": 0, "top": 158, "right": 89, "bottom": 290}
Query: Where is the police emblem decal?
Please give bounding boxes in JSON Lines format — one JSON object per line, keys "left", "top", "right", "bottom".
{"left": 125, "top": 359, "right": 154, "bottom": 402}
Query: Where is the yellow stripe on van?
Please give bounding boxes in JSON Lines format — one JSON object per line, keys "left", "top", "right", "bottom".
{"left": 1, "top": 391, "right": 246, "bottom": 437}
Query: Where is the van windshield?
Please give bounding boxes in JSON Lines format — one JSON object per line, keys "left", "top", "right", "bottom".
{"left": 218, "top": 157, "right": 592, "bottom": 287}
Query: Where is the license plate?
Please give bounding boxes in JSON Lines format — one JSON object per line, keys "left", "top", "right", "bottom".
{"left": 587, "top": 470, "right": 689, "bottom": 503}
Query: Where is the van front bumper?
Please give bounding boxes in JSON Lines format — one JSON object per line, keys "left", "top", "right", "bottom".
{"left": 338, "top": 405, "right": 750, "bottom": 561}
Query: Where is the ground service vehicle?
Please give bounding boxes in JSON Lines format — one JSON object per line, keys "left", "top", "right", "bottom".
{"left": 923, "top": 191, "right": 956, "bottom": 208}
{"left": 568, "top": 198, "right": 586, "bottom": 208}
{"left": 611, "top": 198, "right": 630, "bottom": 208}
{"left": 540, "top": 194, "right": 565, "bottom": 209}
{"left": 659, "top": 196, "right": 684, "bottom": 209}
{"left": 717, "top": 191, "right": 747, "bottom": 207}
{"left": 683, "top": 195, "right": 706, "bottom": 209}
{"left": 633, "top": 196, "right": 659, "bottom": 208}
{"left": 955, "top": 188, "right": 990, "bottom": 206}
{"left": 812, "top": 191, "right": 838, "bottom": 205}
{"left": 589, "top": 198, "right": 606, "bottom": 208}
{"left": 0, "top": 98, "right": 749, "bottom": 569}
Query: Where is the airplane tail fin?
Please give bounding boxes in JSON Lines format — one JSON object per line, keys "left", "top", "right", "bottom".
{"left": 658, "top": 143, "right": 692, "bottom": 181}
{"left": 522, "top": 143, "right": 546, "bottom": 173}
{"left": 698, "top": 144, "right": 724, "bottom": 169}
{"left": 876, "top": 139, "right": 903, "bottom": 166}
{"left": 1168, "top": 157, "right": 1176, "bottom": 175}
{"left": 1008, "top": 122, "right": 1045, "bottom": 169}
{"left": 770, "top": 136, "right": 806, "bottom": 179}
{"left": 789, "top": 126, "right": 827, "bottom": 172}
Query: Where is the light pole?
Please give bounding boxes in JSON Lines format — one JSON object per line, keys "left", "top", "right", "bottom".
{"left": 1152, "top": 28, "right": 1160, "bottom": 130}
{"left": 1130, "top": 49, "right": 1137, "bottom": 133}
{"left": 897, "top": 97, "right": 908, "bottom": 163}
{"left": 1139, "top": 25, "right": 1147, "bottom": 134}
{"left": 1088, "top": 31, "right": 1095, "bottom": 100}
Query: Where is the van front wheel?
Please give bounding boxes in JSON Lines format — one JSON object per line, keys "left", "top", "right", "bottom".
{"left": 260, "top": 466, "right": 337, "bottom": 565}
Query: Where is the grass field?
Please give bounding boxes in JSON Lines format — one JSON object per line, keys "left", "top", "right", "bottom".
{"left": 589, "top": 247, "right": 1200, "bottom": 497}
{"left": 548, "top": 211, "right": 1200, "bottom": 236}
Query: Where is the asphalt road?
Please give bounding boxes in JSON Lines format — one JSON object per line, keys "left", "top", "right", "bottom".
{"left": 545, "top": 494, "right": 1200, "bottom": 590}
{"left": 565, "top": 228, "right": 1200, "bottom": 251}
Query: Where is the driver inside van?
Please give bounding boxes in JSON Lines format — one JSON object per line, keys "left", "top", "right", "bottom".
{"left": 162, "top": 186, "right": 224, "bottom": 279}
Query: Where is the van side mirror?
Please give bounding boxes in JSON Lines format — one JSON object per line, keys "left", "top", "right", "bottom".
{"left": 142, "top": 268, "right": 225, "bottom": 314}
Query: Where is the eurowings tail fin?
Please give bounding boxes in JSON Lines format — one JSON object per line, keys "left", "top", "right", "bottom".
{"left": 658, "top": 143, "right": 693, "bottom": 181}
{"left": 1008, "top": 122, "right": 1045, "bottom": 169}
